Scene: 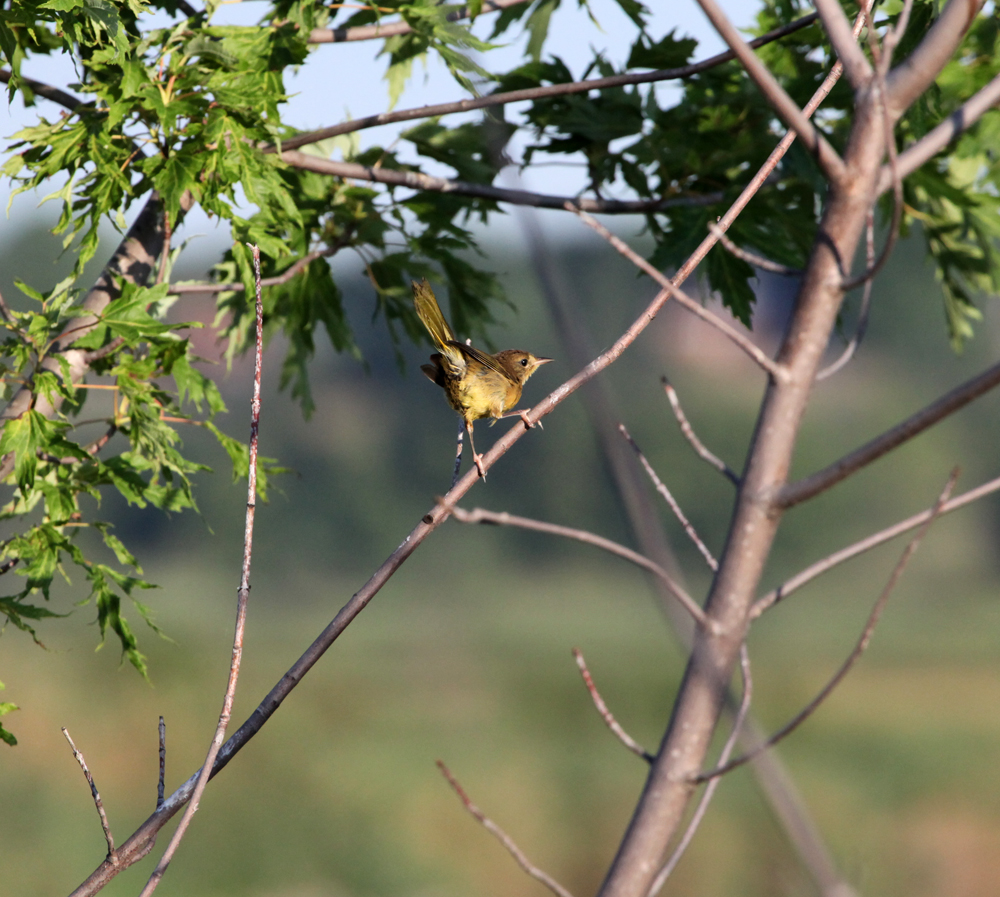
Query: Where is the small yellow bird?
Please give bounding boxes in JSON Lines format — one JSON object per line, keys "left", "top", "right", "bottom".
{"left": 412, "top": 279, "right": 552, "bottom": 477}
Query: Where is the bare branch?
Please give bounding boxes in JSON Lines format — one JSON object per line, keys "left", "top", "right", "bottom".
{"left": 0, "top": 68, "right": 89, "bottom": 112}
{"left": 309, "top": 0, "right": 527, "bottom": 43}
{"left": 877, "top": 70, "right": 1000, "bottom": 196}
{"left": 817, "top": 211, "right": 874, "bottom": 380}
{"left": 813, "top": 0, "right": 873, "bottom": 89}
{"left": 780, "top": 359, "right": 1000, "bottom": 508}
{"left": 569, "top": 206, "right": 786, "bottom": 380}
{"left": 573, "top": 649, "right": 654, "bottom": 763}
{"left": 157, "top": 717, "right": 166, "bottom": 810}
{"left": 694, "top": 0, "right": 847, "bottom": 184}
{"left": 708, "top": 223, "right": 802, "bottom": 276}
{"left": 277, "top": 151, "right": 720, "bottom": 213}
{"left": 649, "top": 644, "right": 752, "bottom": 895}
{"left": 619, "top": 424, "right": 718, "bottom": 572}
{"left": 275, "top": 13, "right": 820, "bottom": 152}
{"left": 699, "top": 471, "right": 958, "bottom": 783}
{"left": 0, "top": 288, "right": 13, "bottom": 324}
{"left": 754, "top": 470, "right": 1000, "bottom": 619}
{"left": 437, "top": 760, "right": 576, "bottom": 897}
{"left": 662, "top": 379, "right": 740, "bottom": 485}
{"left": 136, "top": 245, "right": 265, "bottom": 897}
{"left": 63, "top": 728, "right": 117, "bottom": 864}
{"left": 886, "top": 0, "right": 986, "bottom": 119}
{"left": 448, "top": 505, "right": 710, "bottom": 629}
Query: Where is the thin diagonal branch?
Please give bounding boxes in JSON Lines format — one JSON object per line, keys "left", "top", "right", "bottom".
{"left": 277, "top": 152, "right": 720, "bottom": 213}
{"left": 136, "top": 244, "right": 265, "bottom": 897}
{"left": 448, "top": 505, "right": 710, "bottom": 629}
{"left": 573, "top": 649, "right": 654, "bottom": 763}
{"left": 648, "top": 644, "right": 752, "bottom": 896}
{"left": 753, "top": 470, "right": 1000, "bottom": 619}
{"left": 694, "top": 0, "right": 847, "bottom": 184}
{"left": 662, "top": 379, "right": 740, "bottom": 485}
{"left": 275, "top": 13, "right": 820, "bottom": 152}
{"left": 619, "top": 424, "right": 718, "bottom": 572}
{"left": 698, "top": 471, "right": 958, "bottom": 783}
{"left": 436, "top": 760, "right": 576, "bottom": 897}
{"left": 157, "top": 717, "right": 166, "bottom": 810}
{"left": 308, "top": 0, "right": 527, "bottom": 43}
{"left": 569, "top": 206, "right": 786, "bottom": 381}
{"left": 0, "top": 69, "right": 90, "bottom": 112}
{"left": 780, "top": 359, "right": 1000, "bottom": 508}
{"left": 63, "top": 728, "right": 117, "bottom": 865}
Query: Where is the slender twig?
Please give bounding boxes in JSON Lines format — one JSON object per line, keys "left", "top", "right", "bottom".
{"left": 436, "top": 760, "right": 576, "bottom": 897}
{"left": 157, "top": 717, "right": 166, "bottom": 810}
{"left": 568, "top": 207, "right": 785, "bottom": 381}
{"left": 0, "top": 288, "right": 12, "bottom": 324}
{"left": 0, "top": 69, "right": 89, "bottom": 112}
{"left": 694, "top": 0, "right": 847, "bottom": 184}
{"left": 309, "top": 0, "right": 527, "bottom": 43}
{"left": 276, "top": 13, "right": 820, "bottom": 151}
{"left": 698, "top": 471, "right": 958, "bottom": 783}
{"left": 176, "top": 0, "right": 199, "bottom": 16}
{"left": 448, "top": 505, "right": 710, "bottom": 629}
{"left": 136, "top": 245, "right": 264, "bottom": 897}
{"left": 573, "top": 649, "right": 654, "bottom": 763}
{"left": 83, "top": 337, "right": 126, "bottom": 364}
{"left": 708, "top": 223, "right": 802, "bottom": 276}
{"left": 619, "top": 424, "right": 718, "bottom": 572}
{"left": 753, "top": 470, "right": 1000, "bottom": 618}
{"left": 648, "top": 644, "right": 752, "bottom": 895}
{"left": 168, "top": 225, "right": 356, "bottom": 295}
{"left": 451, "top": 417, "right": 465, "bottom": 489}
{"left": 817, "top": 210, "right": 874, "bottom": 380}
{"left": 780, "top": 359, "right": 1000, "bottom": 508}
{"left": 878, "top": 70, "right": 1000, "bottom": 195}
{"left": 662, "top": 379, "right": 740, "bottom": 485}
{"left": 278, "top": 152, "right": 721, "bottom": 214}
{"left": 63, "top": 728, "right": 117, "bottom": 865}
{"left": 154, "top": 213, "right": 172, "bottom": 287}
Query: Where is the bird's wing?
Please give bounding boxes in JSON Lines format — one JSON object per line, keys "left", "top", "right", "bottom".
{"left": 449, "top": 341, "right": 512, "bottom": 381}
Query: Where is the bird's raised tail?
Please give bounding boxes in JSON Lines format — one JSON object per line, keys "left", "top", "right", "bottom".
{"left": 412, "top": 279, "right": 455, "bottom": 351}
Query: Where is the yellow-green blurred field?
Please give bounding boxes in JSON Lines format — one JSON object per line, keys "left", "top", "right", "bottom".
{"left": 3, "top": 232, "right": 1000, "bottom": 897}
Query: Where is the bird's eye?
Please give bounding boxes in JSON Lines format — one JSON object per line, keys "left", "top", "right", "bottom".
{"left": 520, "top": 358, "right": 528, "bottom": 366}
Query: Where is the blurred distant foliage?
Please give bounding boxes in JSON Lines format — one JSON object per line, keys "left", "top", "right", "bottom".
{"left": 1, "top": 0, "right": 1000, "bottom": 749}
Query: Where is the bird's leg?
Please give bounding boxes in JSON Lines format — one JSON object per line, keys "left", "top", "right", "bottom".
{"left": 498, "top": 408, "right": 543, "bottom": 430}
{"left": 451, "top": 417, "right": 465, "bottom": 488}
{"left": 466, "top": 422, "right": 487, "bottom": 479}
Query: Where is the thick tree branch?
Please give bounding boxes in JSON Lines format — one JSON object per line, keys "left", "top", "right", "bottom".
{"left": 276, "top": 151, "right": 720, "bottom": 212}
{"left": 886, "top": 0, "right": 985, "bottom": 119}
{"left": 779, "top": 358, "right": 1000, "bottom": 508}
{"left": 694, "top": 0, "right": 847, "bottom": 184}
{"left": 274, "top": 13, "right": 820, "bottom": 152}
{"left": 0, "top": 69, "right": 89, "bottom": 111}
{"left": 813, "top": 0, "right": 873, "bottom": 90}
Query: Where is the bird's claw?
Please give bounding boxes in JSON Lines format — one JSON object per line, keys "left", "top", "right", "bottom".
{"left": 473, "top": 452, "right": 487, "bottom": 479}
{"left": 518, "top": 410, "right": 542, "bottom": 430}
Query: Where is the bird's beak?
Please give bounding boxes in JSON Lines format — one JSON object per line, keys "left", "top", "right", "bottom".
{"left": 534, "top": 356, "right": 553, "bottom": 365}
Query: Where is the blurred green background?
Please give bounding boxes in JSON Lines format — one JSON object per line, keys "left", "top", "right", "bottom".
{"left": 2, "top": 213, "right": 1000, "bottom": 897}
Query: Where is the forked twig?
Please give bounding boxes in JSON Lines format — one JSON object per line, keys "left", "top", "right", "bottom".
{"left": 568, "top": 206, "right": 785, "bottom": 381}
{"left": 697, "top": 470, "right": 959, "bottom": 783}
{"left": 136, "top": 245, "right": 266, "bottom": 897}
{"left": 648, "top": 644, "right": 752, "bottom": 895}
{"left": 662, "top": 379, "right": 740, "bottom": 485}
{"left": 620, "top": 424, "right": 718, "bottom": 572}
{"left": 436, "top": 761, "right": 576, "bottom": 897}
{"left": 708, "top": 223, "right": 802, "bottom": 276}
{"left": 63, "top": 728, "right": 117, "bottom": 865}
{"left": 753, "top": 470, "right": 1000, "bottom": 618}
{"left": 573, "top": 649, "right": 654, "bottom": 763}
{"left": 448, "top": 505, "right": 710, "bottom": 629}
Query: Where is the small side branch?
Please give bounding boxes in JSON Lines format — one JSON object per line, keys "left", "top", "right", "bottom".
{"left": 568, "top": 206, "right": 785, "bottom": 381}
{"left": 449, "top": 505, "right": 710, "bottom": 629}
{"left": 699, "top": 471, "right": 958, "bottom": 782}
{"left": 620, "top": 424, "right": 718, "bottom": 572}
{"left": 662, "top": 379, "right": 740, "bottom": 485}
{"left": 573, "top": 649, "right": 654, "bottom": 763}
{"left": 436, "top": 761, "right": 576, "bottom": 897}
{"left": 649, "top": 644, "right": 752, "bottom": 895}
{"left": 63, "top": 728, "right": 117, "bottom": 865}
{"left": 753, "top": 470, "right": 1000, "bottom": 618}
{"left": 780, "top": 360, "right": 1000, "bottom": 508}
{"left": 708, "top": 223, "right": 802, "bottom": 277}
